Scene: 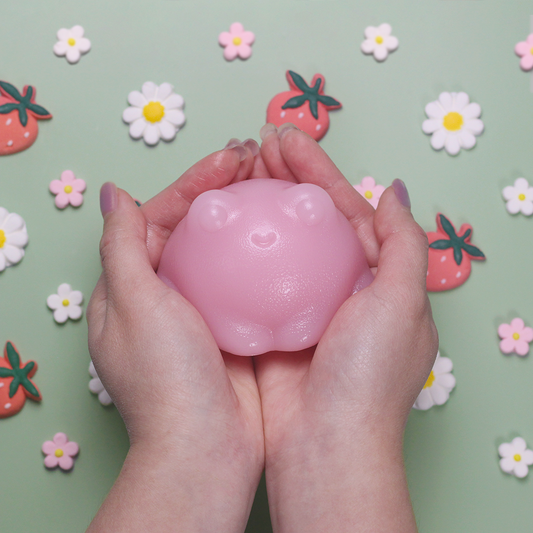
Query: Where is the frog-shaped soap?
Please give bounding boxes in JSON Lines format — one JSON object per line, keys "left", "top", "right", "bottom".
{"left": 157, "top": 179, "right": 373, "bottom": 356}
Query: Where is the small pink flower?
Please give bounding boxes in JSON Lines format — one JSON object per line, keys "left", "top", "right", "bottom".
{"left": 49, "top": 170, "right": 86, "bottom": 209}
{"left": 218, "top": 22, "right": 255, "bottom": 61}
{"left": 42, "top": 432, "right": 79, "bottom": 470}
{"left": 354, "top": 177, "right": 385, "bottom": 209}
{"left": 498, "top": 318, "right": 533, "bottom": 356}
{"left": 515, "top": 34, "right": 533, "bottom": 71}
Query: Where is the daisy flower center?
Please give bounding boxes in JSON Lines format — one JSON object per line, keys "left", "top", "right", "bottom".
{"left": 364, "top": 190, "right": 373, "bottom": 199}
{"left": 143, "top": 101, "right": 165, "bottom": 123}
{"left": 64, "top": 185, "right": 73, "bottom": 194}
{"left": 513, "top": 332, "right": 520, "bottom": 340}
{"left": 0, "top": 229, "right": 5, "bottom": 249}
{"left": 233, "top": 36, "right": 242, "bottom": 46}
{"left": 68, "top": 38, "right": 76, "bottom": 46}
{"left": 518, "top": 193, "right": 526, "bottom": 201}
{"left": 62, "top": 299, "right": 70, "bottom": 307}
{"left": 55, "top": 449, "right": 64, "bottom": 457}
{"left": 375, "top": 36, "right": 384, "bottom": 44}
{"left": 443, "top": 112, "right": 463, "bottom": 131}
{"left": 423, "top": 370, "right": 435, "bottom": 389}
{"left": 514, "top": 453, "right": 522, "bottom": 462}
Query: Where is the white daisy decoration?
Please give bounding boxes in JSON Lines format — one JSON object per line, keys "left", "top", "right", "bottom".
{"left": 413, "top": 352, "right": 456, "bottom": 411}
{"left": 53, "top": 25, "right": 91, "bottom": 64}
{"left": 499, "top": 437, "right": 533, "bottom": 478}
{"left": 122, "top": 82, "right": 186, "bottom": 146}
{"left": 89, "top": 361, "right": 113, "bottom": 406}
{"left": 422, "top": 92, "right": 484, "bottom": 156}
{"left": 0, "top": 208, "right": 28, "bottom": 272}
{"left": 47, "top": 283, "right": 83, "bottom": 323}
{"left": 502, "top": 178, "right": 533, "bottom": 216}
{"left": 361, "top": 23, "right": 399, "bottom": 62}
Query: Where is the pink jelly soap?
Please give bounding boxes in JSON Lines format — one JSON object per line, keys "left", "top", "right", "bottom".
{"left": 157, "top": 179, "right": 373, "bottom": 356}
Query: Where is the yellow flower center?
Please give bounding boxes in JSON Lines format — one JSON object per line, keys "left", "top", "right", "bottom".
{"left": 0, "top": 229, "right": 5, "bottom": 249}
{"left": 64, "top": 185, "right": 73, "bottom": 194}
{"left": 143, "top": 101, "right": 165, "bottom": 123}
{"left": 233, "top": 36, "right": 242, "bottom": 46}
{"left": 518, "top": 193, "right": 526, "bottom": 201}
{"left": 364, "top": 190, "right": 373, "bottom": 199}
{"left": 55, "top": 449, "right": 64, "bottom": 457}
{"left": 68, "top": 38, "right": 76, "bottom": 46}
{"left": 423, "top": 371, "right": 435, "bottom": 389}
{"left": 513, "top": 332, "right": 520, "bottom": 340}
{"left": 443, "top": 112, "right": 463, "bottom": 131}
{"left": 530, "top": 47, "right": 533, "bottom": 55}
{"left": 514, "top": 454, "right": 522, "bottom": 462}
{"left": 62, "top": 299, "right": 70, "bottom": 307}
{"left": 375, "top": 36, "right": 384, "bottom": 44}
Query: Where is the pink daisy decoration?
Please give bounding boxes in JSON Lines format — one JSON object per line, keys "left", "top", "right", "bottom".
{"left": 498, "top": 318, "right": 533, "bottom": 357}
{"left": 49, "top": 170, "right": 86, "bottom": 209}
{"left": 218, "top": 23, "right": 255, "bottom": 61}
{"left": 354, "top": 177, "right": 385, "bottom": 209}
{"left": 42, "top": 432, "right": 79, "bottom": 471}
{"left": 515, "top": 34, "right": 533, "bottom": 71}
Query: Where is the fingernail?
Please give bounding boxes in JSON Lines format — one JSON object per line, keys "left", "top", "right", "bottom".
{"left": 224, "top": 138, "right": 241, "bottom": 149}
{"left": 242, "top": 138, "right": 260, "bottom": 157}
{"left": 100, "top": 182, "right": 118, "bottom": 217}
{"left": 259, "top": 123, "right": 277, "bottom": 141}
{"left": 392, "top": 179, "right": 411, "bottom": 209}
{"left": 229, "top": 144, "right": 248, "bottom": 162}
{"left": 277, "top": 122, "right": 298, "bottom": 139}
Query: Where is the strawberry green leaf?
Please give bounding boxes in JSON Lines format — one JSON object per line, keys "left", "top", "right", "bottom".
{"left": 1, "top": 342, "right": 41, "bottom": 400}
{"left": 18, "top": 107, "right": 28, "bottom": 127}
{"left": 428, "top": 240, "right": 452, "bottom": 250}
{"left": 27, "top": 102, "right": 51, "bottom": 117}
{"left": 288, "top": 71, "right": 312, "bottom": 93}
{"left": 282, "top": 94, "right": 309, "bottom": 110}
{"left": 317, "top": 95, "right": 341, "bottom": 107}
{"left": 0, "top": 81, "right": 23, "bottom": 101}
{"left": 0, "top": 103, "right": 20, "bottom": 115}
{"left": 462, "top": 243, "right": 485, "bottom": 259}
{"left": 5, "top": 341, "right": 21, "bottom": 369}
{"left": 439, "top": 214, "right": 457, "bottom": 239}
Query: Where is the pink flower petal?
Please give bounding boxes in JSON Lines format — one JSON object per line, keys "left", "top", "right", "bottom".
{"left": 520, "top": 55, "right": 533, "bottom": 71}
{"left": 241, "top": 31, "right": 255, "bottom": 45}
{"left": 223, "top": 44, "right": 239, "bottom": 61}
{"left": 360, "top": 176, "right": 376, "bottom": 189}
{"left": 44, "top": 455, "right": 59, "bottom": 468}
{"left": 60, "top": 170, "right": 76, "bottom": 184}
{"left": 72, "top": 179, "right": 87, "bottom": 193}
{"left": 510, "top": 317, "right": 525, "bottom": 331}
{"left": 500, "top": 338, "right": 516, "bottom": 354}
{"left": 68, "top": 192, "right": 84, "bottom": 207}
{"left": 42, "top": 441, "right": 57, "bottom": 454}
{"left": 53, "top": 433, "right": 68, "bottom": 446}
{"left": 64, "top": 441, "right": 79, "bottom": 456}
{"left": 58, "top": 455, "right": 74, "bottom": 470}
{"left": 55, "top": 193, "right": 70, "bottom": 209}
{"left": 526, "top": 34, "right": 533, "bottom": 45}
{"left": 218, "top": 31, "right": 232, "bottom": 46}
{"left": 498, "top": 323, "right": 513, "bottom": 338}
{"left": 49, "top": 180, "right": 64, "bottom": 194}
{"left": 229, "top": 22, "right": 244, "bottom": 35}
{"left": 237, "top": 44, "right": 252, "bottom": 59}
{"left": 515, "top": 41, "right": 529, "bottom": 57}
{"left": 515, "top": 340, "right": 531, "bottom": 356}
{"left": 521, "top": 327, "right": 533, "bottom": 342}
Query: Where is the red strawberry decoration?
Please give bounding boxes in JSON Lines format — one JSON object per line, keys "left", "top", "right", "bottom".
{"left": 0, "top": 81, "right": 52, "bottom": 156}
{"left": 426, "top": 213, "right": 485, "bottom": 292}
{"left": 266, "top": 70, "right": 342, "bottom": 141}
{"left": 0, "top": 341, "right": 41, "bottom": 419}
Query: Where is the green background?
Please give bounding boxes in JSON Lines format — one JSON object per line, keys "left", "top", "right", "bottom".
{"left": 1, "top": 0, "right": 533, "bottom": 530}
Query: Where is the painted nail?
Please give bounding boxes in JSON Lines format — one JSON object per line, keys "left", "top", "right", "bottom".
{"left": 277, "top": 122, "right": 298, "bottom": 139}
{"left": 230, "top": 144, "right": 248, "bottom": 162}
{"left": 259, "top": 123, "right": 277, "bottom": 141}
{"left": 392, "top": 179, "right": 411, "bottom": 209}
{"left": 224, "top": 138, "right": 241, "bottom": 149}
{"left": 100, "top": 182, "right": 118, "bottom": 217}
{"left": 242, "top": 138, "right": 260, "bottom": 157}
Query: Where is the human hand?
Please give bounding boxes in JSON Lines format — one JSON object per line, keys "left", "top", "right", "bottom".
{"left": 86, "top": 140, "right": 265, "bottom": 532}
{"left": 254, "top": 124, "right": 438, "bottom": 532}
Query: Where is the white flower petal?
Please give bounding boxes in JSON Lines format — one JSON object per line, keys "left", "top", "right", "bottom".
{"left": 89, "top": 361, "right": 98, "bottom": 379}
{"left": 98, "top": 390, "right": 113, "bottom": 406}
{"left": 0, "top": 253, "right": 6, "bottom": 272}
{"left": 373, "top": 45, "right": 389, "bottom": 61}
{"left": 435, "top": 373, "right": 456, "bottom": 391}
{"left": 67, "top": 305, "right": 82, "bottom": 320}
{"left": 512, "top": 437, "right": 527, "bottom": 453}
{"left": 464, "top": 118, "right": 484, "bottom": 135}
{"left": 513, "top": 177, "right": 530, "bottom": 192}
{"left": 129, "top": 118, "right": 147, "bottom": 139}
{"left": 500, "top": 456, "right": 516, "bottom": 473}
{"left": 57, "top": 283, "right": 72, "bottom": 298}
{"left": 361, "top": 39, "right": 376, "bottom": 54}
{"left": 458, "top": 130, "right": 477, "bottom": 150}
{"left": 53, "top": 308, "right": 69, "bottom": 324}
{"left": 77, "top": 38, "right": 91, "bottom": 53}
{"left": 164, "top": 109, "right": 186, "bottom": 127}
{"left": 514, "top": 463, "right": 529, "bottom": 478}
{"left": 157, "top": 83, "right": 174, "bottom": 102}
{"left": 378, "top": 23, "right": 392, "bottom": 36}
{"left": 502, "top": 185, "right": 517, "bottom": 201}
{"left": 47, "top": 294, "right": 62, "bottom": 310}
{"left": 158, "top": 119, "right": 178, "bottom": 141}
{"left": 384, "top": 35, "right": 399, "bottom": 51}
{"left": 127, "top": 91, "right": 147, "bottom": 108}
{"left": 2, "top": 244, "right": 22, "bottom": 264}
{"left": 444, "top": 133, "right": 461, "bottom": 155}
{"left": 520, "top": 201, "right": 533, "bottom": 216}
{"left": 429, "top": 383, "right": 450, "bottom": 405}
{"left": 438, "top": 92, "right": 453, "bottom": 111}
{"left": 66, "top": 47, "right": 81, "bottom": 64}
{"left": 453, "top": 92, "right": 470, "bottom": 112}
{"left": 433, "top": 356, "right": 452, "bottom": 374}
{"left": 123, "top": 106, "right": 143, "bottom": 123}
{"left": 53, "top": 41, "right": 68, "bottom": 56}
{"left": 5, "top": 230, "right": 28, "bottom": 248}
{"left": 413, "top": 388, "right": 434, "bottom": 410}
{"left": 69, "top": 290, "right": 83, "bottom": 305}
{"left": 364, "top": 26, "right": 378, "bottom": 39}
{"left": 425, "top": 102, "right": 445, "bottom": 119}
{"left": 2, "top": 213, "right": 24, "bottom": 233}
{"left": 422, "top": 119, "right": 442, "bottom": 134}
{"left": 0, "top": 208, "right": 8, "bottom": 226}
{"left": 462, "top": 102, "right": 481, "bottom": 120}
{"left": 143, "top": 124, "right": 161, "bottom": 145}
{"left": 57, "top": 28, "right": 71, "bottom": 41}
{"left": 506, "top": 198, "right": 522, "bottom": 214}
{"left": 499, "top": 443, "right": 514, "bottom": 458}
{"left": 89, "top": 377, "right": 104, "bottom": 394}
{"left": 430, "top": 128, "right": 447, "bottom": 150}
{"left": 141, "top": 81, "right": 157, "bottom": 101}
{"left": 71, "top": 25, "right": 85, "bottom": 38}
{"left": 163, "top": 93, "right": 184, "bottom": 110}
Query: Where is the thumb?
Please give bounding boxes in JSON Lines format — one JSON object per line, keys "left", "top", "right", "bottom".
{"left": 99, "top": 182, "right": 158, "bottom": 308}
{"left": 372, "top": 180, "right": 429, "bottom": 298}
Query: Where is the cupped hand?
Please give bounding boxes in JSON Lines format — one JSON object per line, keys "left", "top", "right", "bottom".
{"left": 86, "top": 141, "right": 266, "bottom": 532}
{"left": 255, "top": 124, "right": 438, "bottom": 532}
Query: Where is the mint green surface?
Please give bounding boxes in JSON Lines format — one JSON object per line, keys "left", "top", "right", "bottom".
{"left": 1, "top": 1, "right": 533, "bottom": 531}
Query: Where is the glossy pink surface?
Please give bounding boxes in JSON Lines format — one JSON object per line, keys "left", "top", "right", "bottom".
{"left": 157, "top": 179, "right": 373, "bottom": 356}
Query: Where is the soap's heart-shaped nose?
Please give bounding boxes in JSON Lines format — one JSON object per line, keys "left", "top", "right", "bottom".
{"left": 251, "top": 231, "right": 277, "bottom": 248}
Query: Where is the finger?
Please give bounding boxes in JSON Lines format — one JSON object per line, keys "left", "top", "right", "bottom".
{"left": 258, "top": 123, "right": 298, "bottom": 183}
{"left": 99, "top": 183, "right": 161, "bottom": 308}
{"left": 372, "top": 180, "right": 429, "bottom": 298}
{"left": 141, "top": 144, "right": 255, "bottom": 268}
{"left": 277, "top": 125, "right": 380, "bottom": 266}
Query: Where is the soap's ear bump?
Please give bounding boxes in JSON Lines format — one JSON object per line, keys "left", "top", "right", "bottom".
{"left": 188, "top": 190, "right": 237, "bottom": 233}
{"left": 281, "top": 183, "right": 333, "bottom": 226}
